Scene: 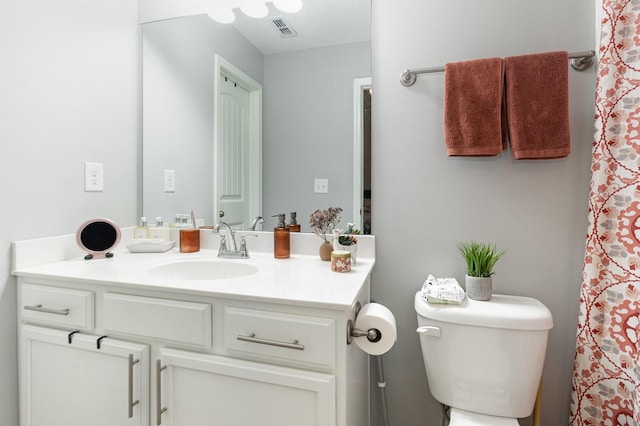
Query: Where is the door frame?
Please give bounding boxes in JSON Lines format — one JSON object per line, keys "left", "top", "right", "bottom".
{"left": 353, "top": 77, "right": 371, "bottom": 232}
{"left": 213, "top": 55, "right": 262, "bottom": 226}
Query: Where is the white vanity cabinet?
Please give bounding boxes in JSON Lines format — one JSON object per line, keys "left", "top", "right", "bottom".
{"left": 159, "top": 348, "right": 335, "bottom": 426}
{"left": 16, "top": 276, "right": 369, "bottom": 426}
{"left": 20, "top": 325, "right": 149, "bottom": 426}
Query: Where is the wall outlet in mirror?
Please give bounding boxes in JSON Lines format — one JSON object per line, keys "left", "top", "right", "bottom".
{"left": 164, "top": 169, "right": 176, "bottom": 192}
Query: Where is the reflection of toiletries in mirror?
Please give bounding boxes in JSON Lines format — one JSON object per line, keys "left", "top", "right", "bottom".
{"left": 149, "top": 217, "right": 170, "bottom": 241}
{"left": 288, "top": 212, "right": 301, "bottom": 232}
{"left": 171, "top": 214, "right": 187, "bottom": 228}
{"left": 273, "top": 213, "right": 290, "bottom": 259}
{"left": 133, "top": 217, "right": 149, "bottom": 239}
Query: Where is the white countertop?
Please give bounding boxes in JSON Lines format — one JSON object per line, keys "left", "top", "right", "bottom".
{"left": 12, "top": 230, "right": 375, "bottom": 310}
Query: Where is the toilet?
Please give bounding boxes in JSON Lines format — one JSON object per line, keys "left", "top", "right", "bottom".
{"left": 414, "top": 292, "right": 553, "bottom": 425}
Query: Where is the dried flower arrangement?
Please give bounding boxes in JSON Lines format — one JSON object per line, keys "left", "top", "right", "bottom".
{"left": 309, "top": 207, "right": 343, "bottom": 242}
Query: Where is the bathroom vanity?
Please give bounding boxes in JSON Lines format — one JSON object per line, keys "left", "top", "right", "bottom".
{"left": 12, "top": 231, "right": 375, "bottom": 426}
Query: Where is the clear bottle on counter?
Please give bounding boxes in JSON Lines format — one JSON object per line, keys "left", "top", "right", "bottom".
{"left": 149, "top": 217, "right": 170, "bottom": 242}
{"left": 133, "top": 217, "right": 149, "bottom": 239}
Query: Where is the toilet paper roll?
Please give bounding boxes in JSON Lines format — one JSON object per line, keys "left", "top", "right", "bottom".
{"left": 353, "top": 303, "right": 397, "bottom": 355}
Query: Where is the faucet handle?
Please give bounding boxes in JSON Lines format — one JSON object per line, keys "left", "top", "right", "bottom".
{"left": 239, "top": 234, "right": 258, "bottom": 257}
{"left": 239, "top": 238, "right": 248, "bottom": 257}
{"left": 219, "top": 235, "right": 228, "bottom": 252}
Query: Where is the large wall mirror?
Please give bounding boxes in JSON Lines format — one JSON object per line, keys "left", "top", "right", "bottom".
{"left": 141, "top": 0, "right": 371, "bottom": 233}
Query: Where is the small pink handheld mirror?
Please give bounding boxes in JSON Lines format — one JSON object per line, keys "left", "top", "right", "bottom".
{"left": 76, "top": 218, "right": 121, "bottom": 260}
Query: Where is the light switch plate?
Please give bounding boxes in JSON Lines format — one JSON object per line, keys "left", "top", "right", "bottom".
{"left": 314, "top": 178, "right": 328, "bottom": 193}
{"left": 85, "top": 162, "right": 103, "bottom": 192}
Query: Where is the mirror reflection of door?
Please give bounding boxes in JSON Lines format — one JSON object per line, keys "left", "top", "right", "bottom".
{"left": 214, "top": 55, "right": 262, "bottom": 229}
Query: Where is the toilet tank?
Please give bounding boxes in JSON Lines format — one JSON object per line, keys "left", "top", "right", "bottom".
{"left": 414, "top": 292, "right": 553, "bottom": 418}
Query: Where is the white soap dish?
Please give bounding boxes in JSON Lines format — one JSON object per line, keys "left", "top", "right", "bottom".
{"left": 126, "top": 239, "right": 175, "bottom": 253}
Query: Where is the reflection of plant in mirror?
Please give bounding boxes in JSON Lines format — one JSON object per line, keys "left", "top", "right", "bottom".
{"left": 310, "top": 207, "right": 343, "bottom": 242}
{"left": 339, "top": 223, "right": 360, "bottom": 246}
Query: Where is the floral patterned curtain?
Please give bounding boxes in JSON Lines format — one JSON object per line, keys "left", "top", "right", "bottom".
{"left": 570, "top": 0, "right": 640, "bottom": 424}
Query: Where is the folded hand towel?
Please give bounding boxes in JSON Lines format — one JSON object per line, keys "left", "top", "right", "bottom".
{"left": 421, "top": 274, "right": 466, "bottom": 305}
{"left": 444, "top": 57, "right": 507, "bottom": 156}
{"left": 504, "top": 51, "right": 570, "bottom": 159}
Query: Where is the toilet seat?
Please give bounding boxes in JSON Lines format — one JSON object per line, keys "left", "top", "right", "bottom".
{"left": 448, "top": 408, "right": 519, "bottom": 426}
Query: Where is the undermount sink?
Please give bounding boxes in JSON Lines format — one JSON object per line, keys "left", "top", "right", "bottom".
{"left": 145, "top": 259, "right": 258, "bottom": 280}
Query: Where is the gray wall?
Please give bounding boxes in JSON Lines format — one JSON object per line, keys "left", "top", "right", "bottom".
{"left": 142, "top": 15, "right": 264, "bottom": 225}
{"left": 0, "top": 1, "right": 139, "bottom": 425}
{"left": 263, "top": 42, "right": 371, "bottom": 230}
{"left": 370, "top": 0, "right": 595, "bottom": 425}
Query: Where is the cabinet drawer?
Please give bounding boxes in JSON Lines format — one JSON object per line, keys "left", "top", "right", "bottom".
{"left": 224, "top": 306, "right": 335, "bottom": 369}
{"left": 103, "top": 293, "right": 212, "bottom": 348}
{"left": 20, "top": 283, "right": 94, "bottom": 330}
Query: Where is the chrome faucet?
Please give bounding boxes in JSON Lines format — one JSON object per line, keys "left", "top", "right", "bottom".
{"left": 249, "top": 216, "right": 265, "bottom": 231}
{"left": 211, "top": 222, "right": 238, "bottom": 252}
{"left": 210, "top": 222, "right": 256, "bottom": 258}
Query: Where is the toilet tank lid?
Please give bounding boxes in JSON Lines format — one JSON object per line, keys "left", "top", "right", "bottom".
{"left": 414, "top": 292, "right": 553, "bottom": 331}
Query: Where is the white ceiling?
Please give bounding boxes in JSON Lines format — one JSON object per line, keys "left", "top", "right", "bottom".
{"left": 230, "top": 0, "right": 371, "bottom": 55}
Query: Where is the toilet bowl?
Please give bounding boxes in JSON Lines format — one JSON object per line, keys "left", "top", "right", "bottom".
{"left": 448, "top": 408, "right": 517, "bottom": 425}
{"left": 414, "top": 292, "right": 553, "bottom": 425}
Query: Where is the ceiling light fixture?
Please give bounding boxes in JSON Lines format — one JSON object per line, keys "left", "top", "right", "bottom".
{"left": 208, "top": 8, "right": 236, "bottom": 24}
{"left": 240, "top": 1, "right": 269, "bottom": 18}
{"left": 273, "top": 0, "right": 302, "bottom": 13}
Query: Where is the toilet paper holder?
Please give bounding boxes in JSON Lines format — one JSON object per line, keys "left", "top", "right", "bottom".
{"left": 347, "top": 302, "right": 382, "bottom": 345}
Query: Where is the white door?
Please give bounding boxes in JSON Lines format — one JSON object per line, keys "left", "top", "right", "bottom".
{"left": 158, "top": 347, "right": 335, "bottom": 426}
{"left": 214, "top": 55, "right": 262, "bottom": 229}
{"left": 217, "top": 76, "right": 251, "bottom": 228}
{"left": 20, "top": 325, "right": 149, "bottom": 426}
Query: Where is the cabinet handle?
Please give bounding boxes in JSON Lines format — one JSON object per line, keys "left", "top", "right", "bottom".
{"left": 237, "top": 333, "right": 305, "bottom": 351}
{"left": 128, "top": 354, "right": 140, "bottom": 418}
{"left": 156, "top": 360, "right": 167, "bottom": 425}
{"left": 23, "top": 304, "right": 70, "bottom": 316}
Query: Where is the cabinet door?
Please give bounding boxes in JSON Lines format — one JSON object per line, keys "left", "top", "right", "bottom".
{"left": 20, "top": 325, "right": 149, "bottom": 426}
{"left": 158, "top": 348, "right": 335, "bottom": 426}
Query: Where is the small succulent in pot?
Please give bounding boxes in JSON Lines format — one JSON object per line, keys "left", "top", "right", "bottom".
{"left": 457, "top": 241, "right": 506, "bottom": 277}
{"left": 338, "top": 223, "right": 360, "bottom": 246}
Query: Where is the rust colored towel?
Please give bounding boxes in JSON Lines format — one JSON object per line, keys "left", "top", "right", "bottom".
{"left": 504, "top": 51, "right": 570, "bottom": 159}
{"left": 444, "top": 57, "right": 507, "bottom": 156}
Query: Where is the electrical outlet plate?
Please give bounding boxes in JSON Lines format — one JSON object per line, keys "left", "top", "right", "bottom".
{"left": 85, "top": 162, "right": 104, "bottom": 192}
{"left": 164, "top": 169, "right": 176, "bottom": 192}
{"left": 314, "top": 178, "right": 328, "bottom": 193}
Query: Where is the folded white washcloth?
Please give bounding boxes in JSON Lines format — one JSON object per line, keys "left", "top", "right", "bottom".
{"left": 421, "top": 274, "right": 466, "bottom": 305}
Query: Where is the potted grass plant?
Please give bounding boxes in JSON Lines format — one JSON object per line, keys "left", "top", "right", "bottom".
{"left": 457, "top": 241, "right": 507, "bottom": 301}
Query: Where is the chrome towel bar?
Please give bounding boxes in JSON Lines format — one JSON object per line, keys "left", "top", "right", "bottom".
{"left": 400, "top": 49, "right": 596, "bottom": 86}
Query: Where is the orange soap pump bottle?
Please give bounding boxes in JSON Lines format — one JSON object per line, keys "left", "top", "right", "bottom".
{"left": 273, "top": 213, "right": 290, "bottom": 259}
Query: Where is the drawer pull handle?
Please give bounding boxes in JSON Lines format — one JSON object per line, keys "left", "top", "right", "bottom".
{"left": 128, "top": 354, "right": 140, "bottom": 418}
{"left": 237, "top": 333, "right": 305, "bottom": 351}
{"left": 23, "top": 304, "right": 70, "bottom": 316}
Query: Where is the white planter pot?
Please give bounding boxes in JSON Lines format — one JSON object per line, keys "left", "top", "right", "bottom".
{"left": 465, "top": 275, "right": 492, "bottom": 301}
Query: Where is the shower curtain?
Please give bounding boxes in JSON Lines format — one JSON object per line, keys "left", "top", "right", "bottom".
{"left": 570, "top": 0, "right": 640, "bottom": 424}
